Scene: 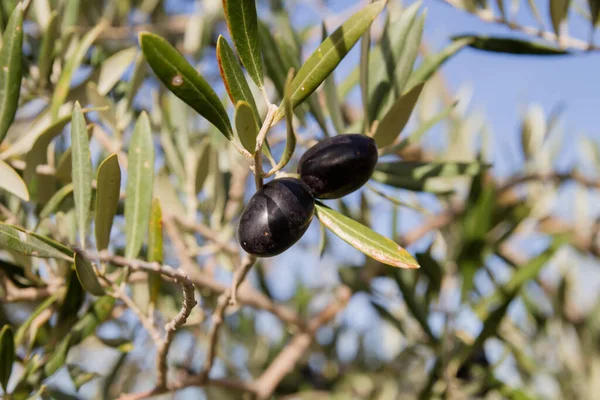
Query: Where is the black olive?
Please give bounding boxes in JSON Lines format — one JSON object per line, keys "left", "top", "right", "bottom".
{"left": 298, "top": 134, "right": 378, "bottom": 199}
{"left": 238, "top": 178, "right": 315, "bottom": 257}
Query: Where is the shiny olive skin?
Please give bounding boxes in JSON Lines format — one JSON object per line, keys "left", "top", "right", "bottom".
{"left": 238, "top": 178, "right": 315, "bottom": 257}
{"left": 298, "top": 134, "right": 378, "bottom": 199}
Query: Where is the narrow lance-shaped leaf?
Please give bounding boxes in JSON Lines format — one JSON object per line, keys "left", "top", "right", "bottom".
{"left": 223, "top": 0, "right": 264, "bottom": 88}
{"left": 147, "top": 199, "right": 163, "bottom": 305}
{"left": 234, "top": 101, "right": 258, "bottom": 155}
{"left": 315, "top": 202, "right": 419, "bottom": 269}
{"left": 590, "top": 0, "right": 600, "bottom": 26}
{"left": 73, "top": 249, "right": 105, "bottom": 296}
{"left": 372, "top": 82, "right": 424, "bottom": 148}
{"left": 37, "top": 10, "right": 59, "bottom": 89}
{"left": 549, "top": 0, "right": 571, "bottom": 38}
{"left": 50, "top": 20, "right": 107, "bottom": 120}
{"left": 0, "top": 223, "right": 72, "bottom": 261}
{"left": 14, "top": 294, "right": 59, "bottom": 346}
{"left": 360, "top": 13, "right": 371, "bottom": 132}
{"left": 0, "top": 3, "right": 23, "bottom": 145}
{"left": 0, "top": 325, "right": 15, "bottom": 393}
{"left": 216, "top": 35, "right": 261, "bottom": 123}
{"left": 139, "top": 32, "right": 233, "bottom": 140}
{"left": 452, "top": 34, "right": 568, "bottom": 55}
{"left": 0, "top": 160, "right": 29, "bottom": 201}
{"left": 125, "top": 112, "right": 155, "bottom": 259}
{"left": 71, "top": 102, "right": 92, "bottom": 248}
{"left": 39, "top": 184, "right": 74, "bottom": 220}
{"left": 322, "top": 23, "right": 345, "bottom": 134}
{"left": 95, "top": 154, "right": 121, "bottom": 251}
{"left": 97, "top": 47, "right": 138, "bottom": 96}
{"left": 273, "top": 0, "right": 387, "bottom": 124}
{"left": 269, "top": 68, "right": 297, "bottom": 174}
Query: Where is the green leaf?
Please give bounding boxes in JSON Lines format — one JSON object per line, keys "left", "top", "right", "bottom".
{"left": 0, "top": 160, "right": 29, "bottom": 201}
{"left": 234, "top": 100, "right": 258, "bottom": 155}
{"left": 550, "top": 0, "right": 571, "bottom": 37}
{"left": 315, "top": 201, "right": 419, "bottom": 269}
{"left": 452, "top": 34, "right": 568, "bottom": 55}
{"left": 257, "top": 21, "right": 287, "bottom": 98}
{"left": 322, "top": 25, "right": 345, "bottom": 134}
{"left": 39, "top": 184, "right": 74, "bottom": 220}
{"left": 590, "top": 0, "right": 600, "bottom": 25}
{"left": 147, "top": 198, "right": 163, "bottom": 305}
{"left": 216, "top": 35, "right": 261, "bottom": 123}
{"left": 193, "top": 140, "right": 211, "bottom": 194}
{"left": 67, "top": 364, "right": 100, "bottom": 391}
{"left": 372, "top": 161, "right": 488, "bottom": 192}
{"left": 50, "top": 20, "right": 107, "bottom": 120}
{"left": 97, "top": 47, "right": 138, "bottom": 95}
{"left": 125, "top": 112, "right": 155, "bottom": 259}
{"left": 273, "top": 0, "right": 387, "bottom": 124}
{"left": 372, "top": 82, "right": 424, "bottom": 148}
{"left": 406, "top": 38, "right": 472, "bottom": 90}
{"left": 44, "top": 333, "right": 73, "bottom": 377}
{"left": 224, "top": 0, "right": 264, "bottom": 88}
{"left": 37, "top": 10, "right": 59, "bottom": 89}
{"left": 139, "top": 32, "right": 233, "bottom": 140}
{"left": 95, "top": 154, "right": 121, "bottom": 251}
{"left": 73, "top": 249, "right": 105, "bottom": 296}
{"left": 269, "top": 68, "right": 297, "bottom": 174}
{"left": 0, "top": 3, "right": 23, "bottom": 145}
{"left": 71, "top": 102, "right": 93, "bottom": 248}
{"left": 0, "top": 223, "right": 72, "bottom": 261}
{"left": 0, "top": 325, "right": 15, "bottom": 392}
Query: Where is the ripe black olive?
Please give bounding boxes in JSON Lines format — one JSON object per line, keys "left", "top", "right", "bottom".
{"left": 238, "top": 178, "right": 315, "bottom": 257}
{"left": 298, "top": 134, "right": 378, "bottom": 199}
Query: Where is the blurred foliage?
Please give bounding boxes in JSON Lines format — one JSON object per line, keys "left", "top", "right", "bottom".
{"left": 0, "top": 0, "right": 599, "bottom": 399}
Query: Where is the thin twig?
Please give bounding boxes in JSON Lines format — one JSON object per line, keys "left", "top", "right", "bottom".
{"left": 230, "top": 254, "right": 257, "bottom": 305}
{"left": 199, "top": 289, "right": 231, "bottom": 383}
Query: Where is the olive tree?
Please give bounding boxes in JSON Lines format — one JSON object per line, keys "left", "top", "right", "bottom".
{"left": 0, "top": 0, "right": 598, "bottom": 399}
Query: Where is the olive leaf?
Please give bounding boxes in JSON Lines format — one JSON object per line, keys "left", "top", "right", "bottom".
{"left": 0, "top": 223, "right": 72, "bottom": 261}
{"left": 268, "top": 68, "right": 297, "bottom": 174}
{"left": 315, "top": 202, "right": 419, "bottom": 269}
{"left": 371, "top": 82, "right": 425, "bottom": 148}
{"left": 125, "top": 112, "right": 155, "bottom": 259}
{"left": 50, "top": 20, "right": 107, "bottom": 119}
{"left": 139, "top": 32, "right": 234, "bottom": 140}
{"left": 71, "top": 102, "right": 93, "bottom": 248}
{"left": 223, "top": 0, "right": 264, "bottom": 88}
{"left": 322, "top": 24, "right": 345, "bottom": 134}
{"left": 452, "top": 34, "right": 568, "bottom": 55}
{"left": 0, "top": 3, "right": 23, "bottom": 145}
{"left": 234, "top": 101, "right": 258, "bottom": 155}
{"left": 73, "top": 249, "right": 105, "bottom": 296}
{"left": 549, "top": 0, "right": 571, "bottom": 38}
{"left": 37, "top": 10, "right": 59, "bottom": 89}
{"left": 97, "top": 47, "right": 138, "bottom": 95}
{"left": 0, "top": 325, "right": 15, "bottom": 393}
{"left": 373, "top": 161, "right": 489, "bottom": 192}
{"left": 147, "top": 198, "right": 163, "bottom": 306}
{"left": 273, "top": 0, "right": 387, "bottom": 124}
{"left": 217, "top": 35, "right": 261, "bottom": 123}
{"left": 95, "top": 154, "right": 121, "bottom": 251}
{"left": 0, "top": 159, "right": 29, "bottom": 201}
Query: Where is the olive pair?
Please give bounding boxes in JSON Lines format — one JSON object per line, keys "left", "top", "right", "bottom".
{"left": 238, "top": 134, "right": 379, "bottom": 257}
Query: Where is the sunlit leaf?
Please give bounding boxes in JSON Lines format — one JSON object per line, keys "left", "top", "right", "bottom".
{"left": 0, "top": 325, "right": 15, "bottom": 392}
{"left": 322, "top": 25, "right": 345, "bottom": 134}
{"left": 0, "top": 159, "right": 29, "bottom": 201}
{"left": 50, "top": 20, "right": 107, "bottom": 120}
{"left": 147, "top": 198, "right": 163, "bottom": 305}
{"left": 0, "top": 223, "right": 72, "bottom": 261}
{"left": 97, "top": 47, "right": 138, "bottom": 95}
{"left": 273, "top": 1, "right": 387, "bottom": 124}
{"left": 73, "top": 249, "right": 105, "bottom": 296}
{"left": 139, "top": 32, "right": 233, "bottom": 140}
{"left": 452, "top": 34, "right": 568, "bottom": 55}
{"left": 223, "top": 0, "right": 264, "bottom": 88}
{"left": 315, "top": 201, "right": 419, "bottom": 269}
{"left": 95, "top": 154, "right": 121, "bottom": 251}
{"left": 125, "top": 112, "right": 154, "bottom": 259}
{"left": 234, "top": 100, "right": 258, "bottom": 154}
{"left": 372, "top": 82, "right": 424, "bottom": 148}
{"left": 216, "top": 35, "right": 261, "bottom": 123}
{"left": 71, "top": 102, "right": 92, "bottom": 248}
{"left": 0, "top": 3, "right": 23, "bottom": 145}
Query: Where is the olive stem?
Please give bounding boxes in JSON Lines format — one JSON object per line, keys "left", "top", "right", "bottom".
{"left": 253, "top": 105, "right": 278, "bottom": 189}
{"left": 230, "top": 255, "right": 257, "bottom": 305}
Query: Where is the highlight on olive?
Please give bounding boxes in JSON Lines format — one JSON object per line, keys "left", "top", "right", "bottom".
{"left": 238, "top": 178, "right": 315, "bottom": 257}
{"left": 297, "top": 134, "right": 379, "bottom": 199}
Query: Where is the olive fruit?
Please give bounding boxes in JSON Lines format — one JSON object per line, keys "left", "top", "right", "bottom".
{"left": 238, "top": 178, "right": 315, "bottom": 257}
{"left": 298, "top": 134, "right": 378, "bottom": 199}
